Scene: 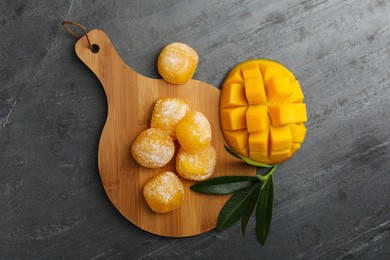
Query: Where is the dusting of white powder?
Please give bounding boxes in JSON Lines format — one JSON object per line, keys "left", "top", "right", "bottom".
{"left": 177, "top": 146, "right": 216, "bottom": 180}
{"left": 132, "top": 129, "right": 174, "bottom": 168}
{"left": 151, "top": 98, "right": 189, "bottom": 136}
{"left": 144, "top": 172, "right": 184, "bottom": 204}
{"left": 161, "top": 43, "right": 198, "bottom": 79}
{"left": 191, "top": 112, "right": 212, "bottom": 142}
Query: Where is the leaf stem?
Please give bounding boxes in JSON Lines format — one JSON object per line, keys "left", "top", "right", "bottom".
{"left": 257, "top": 164, "right": 279, "bottom": 182}
{"left": 266, "top": 164, "right": 279, "bottom": 177}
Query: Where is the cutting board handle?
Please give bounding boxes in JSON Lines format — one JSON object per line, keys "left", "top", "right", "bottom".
{"left": 74, "top": 29, "right": 138, "bottom": 95}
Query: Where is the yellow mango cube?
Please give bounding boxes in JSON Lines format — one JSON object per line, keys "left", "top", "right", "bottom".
{"left": 291, "top": 123, "right": 307, "bottom": 143}
{"left": 249, "top": 150, "right": 269, "bottom": 164}
{"left": 234, "top": 147, "right": 249, "bottom": 157}
{"left": 220, "top": 107, "right": 247, "bottom": 130}
{"left": 270, "top": 149, "right": 291, "bottom": 162}
{"left": 223, "top": 67, "right": 243, "bottom": 85}
{"left": 223, "top": 130, "right": 248, "bottom": 150}
{"left": 219, "top": 83, "right": 248, "bottom": 108}
{"left": 266, "top": 76, "right": 292, "bottom": 102}
{"left": 246, "top": 105, "right": 269, "bottom": 132}
{"left": 242, "top": 67, "right": 261, "bottom": 78}
{"left": 249, "top": 131, "right": 269, "bottom": 152}
{"left": 269, "top": 126, "right": 292, "bottom": 151}
{"left": 262, "top": 66, "right": 290, "bottom": 83}
{"left": 244, "top": 78, "right": 266, "bottom": 104}
{"left": 268, "top": 103, "right": 307, "bottom": 126}
{"left": 289, "top": 80, "right": 304, "bottom": 103}
{"left": 243, "top": 68, "right": 266, "bottom": 104}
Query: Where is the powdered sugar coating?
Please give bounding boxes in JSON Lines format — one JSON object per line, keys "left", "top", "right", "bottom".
{"left": 131, "top": 128, "right": 175, "bottom": 168}
{"left": 143, "top": 171, "right": 185, "bottom": 213}
{"left": 176, "top": 111, "right": 212, "bottom": 153}
{"left": 176, "top": 146, "right": 216, "bottom": 181}
{"left": 157, "top": 42, "right": 199, "bottom": 84}
{"left": 150, "top": 98, "right": 190, "bottom": 139}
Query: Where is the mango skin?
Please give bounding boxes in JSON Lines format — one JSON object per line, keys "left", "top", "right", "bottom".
{"left": 219, "top": 59, "right": 307, "bottom": 164}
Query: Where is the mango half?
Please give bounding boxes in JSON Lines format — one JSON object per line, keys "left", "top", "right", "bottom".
{"left": 219, "top": 59, "right": 307, "bottom": 164}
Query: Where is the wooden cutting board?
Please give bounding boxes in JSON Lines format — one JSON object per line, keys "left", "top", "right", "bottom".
{"left": 74, "top": 29, "right": 255, "bottom": 237}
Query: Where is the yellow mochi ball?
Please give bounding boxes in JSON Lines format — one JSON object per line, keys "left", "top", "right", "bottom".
{"left": 158, "top": 42, "right": 199, "bottom": 84}
{"left": 131, "top": 128, "right": 175, "bottom": 168}
{"left": 176, "top": 145, "right": 217, "bottom": 181}
{"left": 150, "top": 97, "right": 190, "bottom": 139}
{"left": 176, "top": 111, "right": 212, "bottom": 153}
{"left": 143, "top": 171, "right": 185, "bottom": 213}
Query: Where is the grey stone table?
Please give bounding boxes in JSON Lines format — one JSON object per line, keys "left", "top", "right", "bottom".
{"left": 1, "top": 0, "right": 389, "bottom": 259}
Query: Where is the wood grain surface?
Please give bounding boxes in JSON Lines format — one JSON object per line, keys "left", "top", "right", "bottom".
{"left": 74, "top": 29, "right": 255, "bottom": 237}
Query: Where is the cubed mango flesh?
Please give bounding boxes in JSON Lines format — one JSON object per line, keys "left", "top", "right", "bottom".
{"left": 223, "top": 66, "right": 244, "bottom": 85}
{"left": 268, "top": 103, "right": 307, "bottom": 126}
{"left": 249, "top": 131, "right": 269, "bottom": 152}
{"left": 219, "top": 59, "right": 308, "bottom": 164}
{"left": 246, "top": 105, "right": 269, "bottom": 132}
{"left": 249, "top": 150, "right": 269, "bottom": 163}
{"left": 291, "top": 123, "right": 307, "bottom": 143}
{"left": 290, "top": 80, "right": 304, "bottom": 103}
{"left": 269, "top": 126, "right": 292, "bottom": 151}
{"left": 262, "top": 65, "right": 295, "bottom": 82}
{"left": 219, "top": 83, "right": 248, "bottom": 108}
{"left": 223, "top": 129, "right": 248, "bottom": 150}
{"left": 220, "top": 107, "right": 247, "bottom": 131}
{"left": 243, "top": 67, "right": 267, "bottom": 104}
{"left": 266, "top": 77, "right": 292, "bottom": 102}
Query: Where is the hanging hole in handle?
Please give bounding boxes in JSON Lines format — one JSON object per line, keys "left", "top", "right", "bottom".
{"left": 91, "top": 44, "right": 99, "bottom": 53}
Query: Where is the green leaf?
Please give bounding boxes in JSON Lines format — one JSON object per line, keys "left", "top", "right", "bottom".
{"left": 241, "top": 156, "right": 274, "bottom": 168}
{"left": 190, "top": 176, "right": 260, "bottom": 194}
{"left": 256, "top": 175, "right": 274, "bottom": 245}
{"left": 217, "top": 183, "right": 260, "bottom": 231}
{"left": 240, "top": 185, "right": 261, "bottom": 236}
{"left": 224, "top": 145, "right": 274, "bottom": 168}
